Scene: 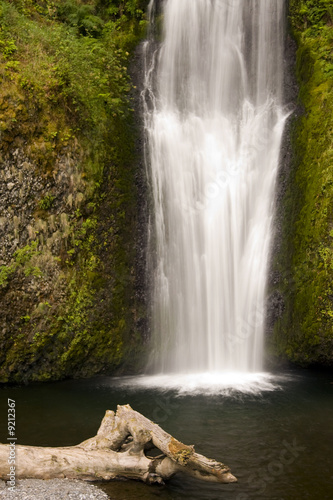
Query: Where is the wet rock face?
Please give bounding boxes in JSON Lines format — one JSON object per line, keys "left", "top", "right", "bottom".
{"left": 0, "top": 102, "right": 147, "bottom": 382}
{"left": 0, "top": 147, "right": 87, "bottom": 265}
{"left": 0, "top": 144, "right": 83, "bottom": 381}
{"left": 129, "top": 41, "right": 150, "bottom": 345}
{"left": 266, "top": 30, "right": 299, "bottom": 342}
{"left": 0, "top": 65, "right": 148, "bottom": 382}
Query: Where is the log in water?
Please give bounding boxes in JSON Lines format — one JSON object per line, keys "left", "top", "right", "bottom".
{"left": 144, "top": 0, "right": 288, "bottom": 374}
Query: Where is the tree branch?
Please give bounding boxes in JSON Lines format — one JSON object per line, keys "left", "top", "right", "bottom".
{"left": 0, "top": 404, "right": 237, "bottom": 485}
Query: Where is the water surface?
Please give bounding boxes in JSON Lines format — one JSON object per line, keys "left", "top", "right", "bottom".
{"left": 1, "top": 368, "right": 332, "bottom": 499}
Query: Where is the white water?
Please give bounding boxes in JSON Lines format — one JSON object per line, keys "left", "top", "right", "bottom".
{"left": 114, "top": 372, "right": 288, "bottom": 396}
{"left": 143, "top": 0, "right": 288, "bottom": 377}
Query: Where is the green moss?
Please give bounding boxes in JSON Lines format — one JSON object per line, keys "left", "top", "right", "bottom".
{"left": 272, "top": 0, "right": 333, "bottom": 365}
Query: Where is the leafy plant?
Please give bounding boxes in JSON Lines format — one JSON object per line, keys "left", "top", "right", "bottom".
{"left": 14, "top": 241, "right": 40, "bottom": 265}
{"left": 56, "top": 2, "right": 105, "bottom": 37}
{"left": 38, "top": 194, "right": 55, "bottom": 210}
{"left": 0, "top": 265, "right": 14, "bottom": 287}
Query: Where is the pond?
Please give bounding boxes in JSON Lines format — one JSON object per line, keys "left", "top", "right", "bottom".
{"left": 0, "top": 368, "right": 332, "bottom": 500}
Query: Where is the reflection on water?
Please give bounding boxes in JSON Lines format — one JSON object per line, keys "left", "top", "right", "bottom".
{"left": 0, "top": 368, "right": 332, "bottom": 499}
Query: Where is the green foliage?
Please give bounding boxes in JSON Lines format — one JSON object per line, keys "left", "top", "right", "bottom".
{"left": 96, "top": 0, "right": 146, "bottom": 19}
{"left": 14, "top": 241, "right": 40, "bottom": 265}
{"left": 38, "top": 193, "right": 55, "bottom": 210}
{"left": 0, "top": 241, "right": 42, "bottom": 289}
{"left": 0, "top": 265, "right": 13, "bottom": 287}
{"left": 0, "top": 0, "right": 147, "bottom": 178}
{"left": 56, "top": 2, "right": 105, "bottom": 37}
{"left": 290, "top": 0, "right": 333, "bottom": 31}
{"left": 0, "top": 37, "right": 17, "bottom": 57}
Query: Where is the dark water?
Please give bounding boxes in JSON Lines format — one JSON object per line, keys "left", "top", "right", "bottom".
{"left": 0, "top": 368, "right": 332, "bottom": 500}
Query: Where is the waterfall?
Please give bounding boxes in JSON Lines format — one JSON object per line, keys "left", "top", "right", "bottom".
{"left": 143, "top": 0, "right": 288, "bottom": 375}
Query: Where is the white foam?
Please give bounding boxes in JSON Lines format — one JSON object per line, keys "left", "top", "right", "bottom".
{"left": 113, "top": 372, "right": 285, "bottom": 396}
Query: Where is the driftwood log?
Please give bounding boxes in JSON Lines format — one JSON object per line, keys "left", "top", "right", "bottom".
{"left": 0, "top": 404, "right": 237, "bottom": 485}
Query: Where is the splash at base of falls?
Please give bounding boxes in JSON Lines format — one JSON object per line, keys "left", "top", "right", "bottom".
{"left": 113, "top": 372, "right": 288, "bottom": 396}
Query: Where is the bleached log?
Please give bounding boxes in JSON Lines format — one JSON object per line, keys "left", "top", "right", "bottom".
{"left": 0, "top": 404, "right": 237, "bottom": 485}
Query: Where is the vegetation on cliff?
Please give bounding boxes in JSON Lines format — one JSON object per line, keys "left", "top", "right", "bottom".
{"left": 273, "top": 0, "right": 333, "bottom": 365}
{"left": 0, "top": 0, "right": 148, "bottom": 382}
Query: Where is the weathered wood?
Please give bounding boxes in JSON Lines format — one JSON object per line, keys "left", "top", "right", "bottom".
{"left": 0, "top": 404, "right": 237, "bottom": 485}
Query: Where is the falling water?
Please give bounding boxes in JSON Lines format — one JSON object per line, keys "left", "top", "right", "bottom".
{"left": 143, "top": 0, "right": 288, "bottom": 375}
